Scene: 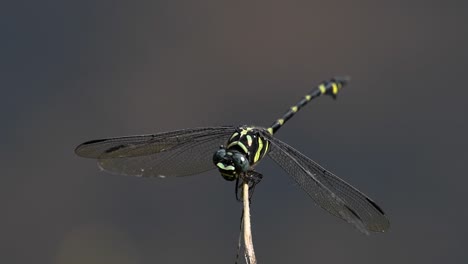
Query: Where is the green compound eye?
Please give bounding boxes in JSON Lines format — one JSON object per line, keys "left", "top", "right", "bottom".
{"left": 213, "top": 148, "right": 227, "bottom": 165}
{"left": 232, "top": 152, "right": 249, "bottom": 172}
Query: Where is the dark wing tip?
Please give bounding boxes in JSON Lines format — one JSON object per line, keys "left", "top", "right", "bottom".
{"left": 363, "top": 197, "right": 391, "bottom": 233}
{"left": 365, "top": 197, "right": 386, "bottom": 215}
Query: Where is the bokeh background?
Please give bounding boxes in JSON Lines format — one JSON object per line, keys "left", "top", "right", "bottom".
{"left": 2, "top": 1, "right": 467, "bottom": 263}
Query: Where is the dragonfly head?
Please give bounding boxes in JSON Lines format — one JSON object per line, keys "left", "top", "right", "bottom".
{"left": 213, "top": 147, "right": 250, "bottom": 181}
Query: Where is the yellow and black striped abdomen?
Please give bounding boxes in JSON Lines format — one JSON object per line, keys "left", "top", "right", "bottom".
{"left": 268, "top": 77, "right": 349, "bottom": 135}
{"left": 226, "top": 127, "right": 270, "bottom": 166}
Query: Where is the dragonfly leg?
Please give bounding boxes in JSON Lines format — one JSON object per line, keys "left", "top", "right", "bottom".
{"left": 235, "top": 171, "right": 263, "bottom": 202}
{"left": 243, "top": 171, "right": 263, "bottom": 202}
{"left": 235, "top": 177, "right": 241, "bottom": 201}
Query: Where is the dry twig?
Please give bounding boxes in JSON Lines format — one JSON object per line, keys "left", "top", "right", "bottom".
{"left": 242, "top": 181, "right": 257, "bottom": 264}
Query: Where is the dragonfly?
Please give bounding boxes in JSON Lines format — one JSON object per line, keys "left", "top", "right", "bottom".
{"left": 75, "top": 77, "right": 390, "bottom": 234}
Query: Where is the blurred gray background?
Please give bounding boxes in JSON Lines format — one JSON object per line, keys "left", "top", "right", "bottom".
{"left": 2, "top": 0, "right": 467, "bottom": 263}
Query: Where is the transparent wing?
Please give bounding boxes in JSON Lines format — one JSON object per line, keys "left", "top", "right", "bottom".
{"left": 261, "top": 130, "right": 389, "bottom": 234}
{"left": 75, "top": 126, "right": 236, "bottom": 177}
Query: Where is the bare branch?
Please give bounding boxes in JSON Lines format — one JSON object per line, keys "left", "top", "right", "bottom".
{"left": 242, "top": 181, "right": 257, "bottom": 264}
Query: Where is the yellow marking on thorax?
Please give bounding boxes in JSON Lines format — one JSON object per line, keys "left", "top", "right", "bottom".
{"left": 253, "top": 137, "right": 264, "bottom": 163}
{"left": 246, "top": 135, "right": 253, "bottom": 146}
{"left": 264, "top": 140, "right": 269, "bottom": 154}
{"left": 239, "top": 127, "right": 254, "bottom": 137}
{"left": 230, "top": 132, "right": 239, "bottom": 141}
{"left": 319, "top": 84, "right": 326, "bottom": 94}
{"left": 227, "top": 141, "right": 248, "bottom": 154}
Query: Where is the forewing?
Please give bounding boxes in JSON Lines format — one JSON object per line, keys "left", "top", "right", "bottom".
{"left": 261, "top": 131, "right": 389, "bottom": 234}
{"left": 75, "top": 126, "right": 236, "bottom": 177}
